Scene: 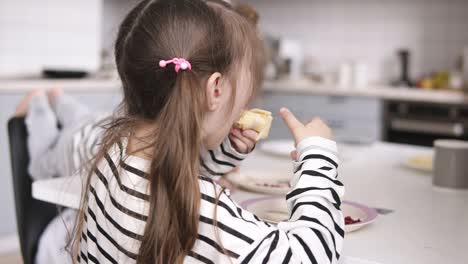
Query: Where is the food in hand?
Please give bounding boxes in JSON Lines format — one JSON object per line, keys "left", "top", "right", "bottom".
{"left": 235, "top": 108, "right": 273, "bottom": 140}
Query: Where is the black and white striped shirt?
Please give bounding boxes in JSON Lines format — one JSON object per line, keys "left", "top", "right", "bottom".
{"left": 66, "top": 114, "right": 108, "bottom": 178}
{"left": 78, "top": 136, "right": 344, "bottom": 263}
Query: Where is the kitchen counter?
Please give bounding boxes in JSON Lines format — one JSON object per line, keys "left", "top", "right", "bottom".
{"left": 2, "top": 76, "right": 468, "bottom": 104}
{"left": 263, "top": 79, "right": 468, "bottom": 105}
{"left": 0, "top": 76, "right": 121, "bottom": 93}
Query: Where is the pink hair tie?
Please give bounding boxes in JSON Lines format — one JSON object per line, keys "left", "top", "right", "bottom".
{"left": 159, "top": 58, "right": 192, "bottom": 73}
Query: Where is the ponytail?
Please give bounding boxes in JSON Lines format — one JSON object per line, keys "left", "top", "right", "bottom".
{"left": 138, "top": 74, "right": 206, "bottom": 263}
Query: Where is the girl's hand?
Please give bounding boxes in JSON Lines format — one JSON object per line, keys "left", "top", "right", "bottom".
{"left": 217, "top": 176, "right": 236, "bottom": 190}
{"left": 229, "top": 127, "right": 258, "bottom": 154}
{"left": 280, "top": 107, "right": 332, "bottom": 145}
{"left": 290, "top": 150, "right": 298, "bottom": 161}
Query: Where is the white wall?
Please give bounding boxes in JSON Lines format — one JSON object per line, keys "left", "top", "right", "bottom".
{"left": 0, "top": 0, "right": 102, "bottom": 76}
{"left": 0, "top": 0, "right": 105, "bottom": 240}
{"left": 2, "top": 0, "right": 467, "bottom": 81}
{"left": 0, "top": 0, "right": 134, "bottom": 241}
{"left": 247, "top": 0, "right": 468, "bottom": 83}
{"left": 101, "top": 0, "right": 137, "bottom": 54}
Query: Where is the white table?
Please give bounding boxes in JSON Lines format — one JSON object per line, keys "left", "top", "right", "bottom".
{"left": 32, "top": 142, "right": 468, "bottom": 264}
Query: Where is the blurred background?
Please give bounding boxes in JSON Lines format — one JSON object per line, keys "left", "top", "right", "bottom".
{"left": 1, "top": 0, "right": 468, "bottom": 262}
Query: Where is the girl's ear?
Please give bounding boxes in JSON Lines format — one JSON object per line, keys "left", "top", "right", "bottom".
{"left": 206, "top": 72, "right": 223, "bottom": 111}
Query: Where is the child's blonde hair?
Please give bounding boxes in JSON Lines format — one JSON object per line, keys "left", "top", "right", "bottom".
{"left": 70, "top": 0, "right": 264, "bottom": 263}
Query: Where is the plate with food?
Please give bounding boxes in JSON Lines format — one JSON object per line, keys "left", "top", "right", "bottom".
{"left": 226, "top": 169, "right": 291, "bottom": 195}
{"left": 240, "top": 196, "right": 378, "bottom": 233}
{"left": 404, "top": 154, "right": 433, "bottom": 172}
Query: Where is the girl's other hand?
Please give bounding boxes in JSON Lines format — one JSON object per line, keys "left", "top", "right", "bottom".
{"left": 280, "top": 107, "right": 332, "bottom": 145}
{"left": 216, "top": 176, "right": 236, "bottom": 191}
{"left": 229, "top": 127, "right": 258, "bottom": 154}
{"left": 290, "top": 150, "right": 298, "bottom": 161}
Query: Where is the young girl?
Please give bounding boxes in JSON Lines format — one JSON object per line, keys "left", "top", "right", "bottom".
{"left": 65, "top": 0, "right": 345, "bottom": 263}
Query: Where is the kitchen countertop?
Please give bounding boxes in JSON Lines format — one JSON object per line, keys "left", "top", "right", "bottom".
{"left": 31, "top": 141, "right": 468, "bottom": 264}
{"left": 263, "top": 79, "right": 468, "bottom": 104}
{"left": 0, "top": 76, "right": 121, "bottom": 93}
{"left": 2, "top": 76, "right": 468, "bottom": 104}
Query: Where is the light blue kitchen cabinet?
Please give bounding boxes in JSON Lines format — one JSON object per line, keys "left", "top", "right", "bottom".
{"left": 0, "top": 89, "right": 122, "bottom": 236}
{"left": 254, "top": 91, "right": 383, "bottom": 143}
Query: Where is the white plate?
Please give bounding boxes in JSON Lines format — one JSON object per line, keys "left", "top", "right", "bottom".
{"left": 226, "top": 170, "right": 290, "bottom": 195}
{"left": 259, "top": 140, "right": 295, "bottom": 158}
{"left": 240, "top": 196, "right": 378, "bottom": 233}
{"left": 403, "top": 154, "right": 433, "bottom": 172}
{"left": 259, "top": 139, "right": 367, "bottom": 163}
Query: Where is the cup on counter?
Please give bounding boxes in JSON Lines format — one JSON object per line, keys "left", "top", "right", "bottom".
{"left": 352, "top": 61, "right": 369, "bottom": 89}
{"left": 337, "top": 61, "right": 369, "bottom": 89}
{"left": 337, "top": 63, "right": 352, "bottom": 89}
{"left": 433, "top": 139, "right": 468, "bottom": 189}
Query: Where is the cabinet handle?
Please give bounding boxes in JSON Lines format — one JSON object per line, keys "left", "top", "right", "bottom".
{"left": 390, "top": 118, "right": 465, "bottom": 136}
{"left": 327, "top": 96, "right": 347, "bottom": 104}
{"left": 327, "top": 120, "right": 344, "bottom": 129}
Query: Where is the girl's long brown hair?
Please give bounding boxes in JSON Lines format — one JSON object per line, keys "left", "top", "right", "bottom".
{"left": 69, "top": 0, "right": 264, "bottom": 263}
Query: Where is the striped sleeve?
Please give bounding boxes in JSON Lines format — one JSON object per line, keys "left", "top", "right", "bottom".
{"left": 199, "top": 137, "right": 249, "bottom": 179}
{"left": 195, "top": 137, "right": 344, "bottom": 264}
{"left": 278, "top": 136, "right": 344, "bottom": 263}
{"left": 72, "top": 115, "right": 108, "bottom": 173}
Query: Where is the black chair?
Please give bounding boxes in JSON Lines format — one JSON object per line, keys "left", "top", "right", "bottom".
{"left": 7, "top": 116, "right": 57, "bottom": 264}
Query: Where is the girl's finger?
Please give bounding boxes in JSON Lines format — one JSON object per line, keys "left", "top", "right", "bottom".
{"left": 232, "top": 128, "right": 256, "bottom": 146}
{"left": 230, "top": 132, "right": 251, "bottom": 147}
{"left": 241, "top": 129, "right": 259, "bottom": 142}
{"left": 230, "top": 128, "right": 244, "bottom": 138}
{"left": 217, "top": 177, "right": 236, "bottom": 191}
{"left": 290, "top": 150, "right": 297, "bottom": 161}
{"left": 230, "top": 127, "right": 242, "bottom": 134}
{"left": 233, "top": 132, "right": 256, "bottom": 150}
{"left": 280, "top": 107, "right": 303, "bottom": 132}
{"left": 239, "top": 132, "right": 257, "bottom": 147}
{"left": 280, "top": 107, "right": 304, "bottom": 144}
{"left": 229, "top": 135, "right": 248, "bottom": 153}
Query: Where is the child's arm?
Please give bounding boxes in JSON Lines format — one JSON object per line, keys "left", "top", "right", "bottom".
{"left": 69, "top": 114, "right": 109, "bottom": 175}
{"left": 277, "top": 136, "right": 344, "bottom": 262}
{"left": 199, "top": 137, "right": 249, "bottom": 179}
{"left": 199, "top": 128, "right": 257, "bottom": 179}
{"left": 197, "top": 136, "right": 344, "bottom": 263}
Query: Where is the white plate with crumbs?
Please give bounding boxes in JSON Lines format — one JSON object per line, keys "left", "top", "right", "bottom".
{"left": 259, "top": 140, "right": 295, "bottom": 158}
{"left": 259, "top": 140, "right": 367, "bottom": 163}
{"left": 240, "top": 196, "right": 378, "bottom": 233}
{"left": 226, "top": 169, "right": 290, "bottom": 195}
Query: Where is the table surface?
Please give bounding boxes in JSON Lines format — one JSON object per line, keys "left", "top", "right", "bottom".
{"left": 32, "top": 142, "right": 468, "bottom": 264}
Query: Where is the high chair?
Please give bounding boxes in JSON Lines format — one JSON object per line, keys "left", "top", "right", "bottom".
{"left": 7, "top": 116, "right": 57, "bottom": 264}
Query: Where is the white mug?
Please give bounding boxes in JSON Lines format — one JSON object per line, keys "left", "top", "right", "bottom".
{"left": 433, "top": 139, "right": 468, "bottom": 189}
